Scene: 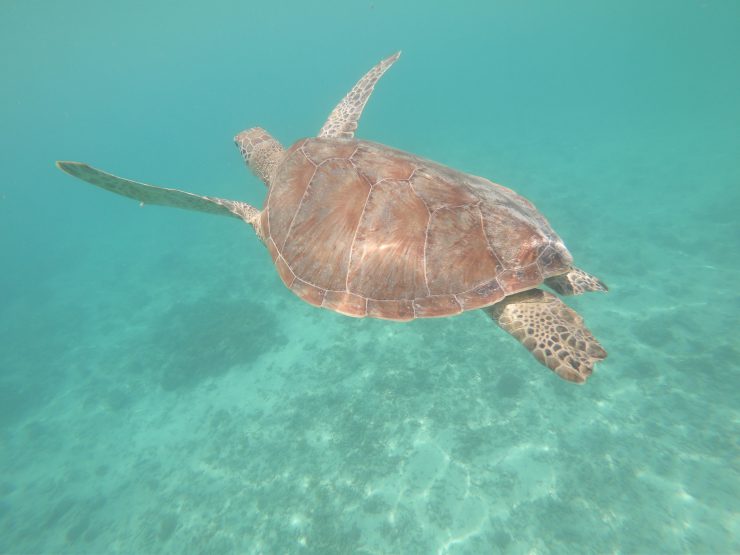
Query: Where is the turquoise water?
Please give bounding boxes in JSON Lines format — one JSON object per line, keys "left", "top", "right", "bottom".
{"left": 2, "top": 0, "right": 739, "bottom": 553}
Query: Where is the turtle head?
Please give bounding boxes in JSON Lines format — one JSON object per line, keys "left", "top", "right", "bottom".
{"left": 234, "top": 127, "right": 285, "bottom": 187}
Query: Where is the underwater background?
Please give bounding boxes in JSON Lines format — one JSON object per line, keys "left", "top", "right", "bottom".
{"left": 1, "top": 0, "right": 738, "bottom": 553}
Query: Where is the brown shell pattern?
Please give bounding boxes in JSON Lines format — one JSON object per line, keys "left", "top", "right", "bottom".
{"left": 263, "top": 138, "right": 573, "bottom": 321}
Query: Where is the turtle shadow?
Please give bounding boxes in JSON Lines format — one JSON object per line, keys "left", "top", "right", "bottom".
{"left": 132, "top": 297, "right": 285, "bottom": 391}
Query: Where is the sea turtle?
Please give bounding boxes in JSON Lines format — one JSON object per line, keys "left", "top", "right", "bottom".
{"left": 57, "top": 52, "right": 608, "bottom": 383}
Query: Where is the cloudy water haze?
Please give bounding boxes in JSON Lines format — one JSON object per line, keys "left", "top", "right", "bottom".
{"left": 1, "top": 1, "right": 738, "bottom": 553}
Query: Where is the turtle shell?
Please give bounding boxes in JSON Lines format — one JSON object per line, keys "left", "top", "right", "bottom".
{"left": 259, "top": 138, "right": 572, "bottom": 321}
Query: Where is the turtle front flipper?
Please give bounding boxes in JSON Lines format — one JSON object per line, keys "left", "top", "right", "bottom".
{"left": 56, "top": 161, "right": 261, "bottom": 228}
{"left": 484, "top": 289, "right": 607, "bottom": 383}
{"left": 318, "top": 51, "right": 400, "bottom": 139}
{"left": 545, "top": 267, "right": 608, "bottom": 296}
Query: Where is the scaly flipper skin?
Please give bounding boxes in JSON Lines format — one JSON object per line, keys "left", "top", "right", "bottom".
{"left": 318, "top": 51, "right": 401, "bottom": 139}
{"left": 56, "top": 162, "right": 261, "bottom": 228}
{"left": 545, "top": 267, "right": 608, "bottom": 296}
{"left": 484, "top": 289, "right": 607, "bottom": 383}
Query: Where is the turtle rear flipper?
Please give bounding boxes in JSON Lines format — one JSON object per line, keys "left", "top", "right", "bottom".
{"left": 484, "top": 289, "right": 606, "bottom": 383}
{"left": 56, "top": 161, "right": 260, "bottom": 226}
